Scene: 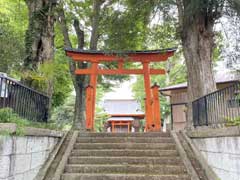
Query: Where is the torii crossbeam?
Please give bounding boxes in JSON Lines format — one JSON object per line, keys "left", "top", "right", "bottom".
{"left": 65, "top": 48, "right": 176, "bottom": 132}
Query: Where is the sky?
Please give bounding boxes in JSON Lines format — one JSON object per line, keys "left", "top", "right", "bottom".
{"left": 103, "top": 76, "right": 136, "bottom": 100}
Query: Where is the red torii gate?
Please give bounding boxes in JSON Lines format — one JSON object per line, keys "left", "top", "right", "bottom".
{"left": 65, "top": 48, "right": 176, "bottom": 132}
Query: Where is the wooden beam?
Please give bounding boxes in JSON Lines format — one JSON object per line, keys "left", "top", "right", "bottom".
{"left": 85, "top": 63, "right": 98, "bottom": 131}
{"left": 67, "top": 51, "right": 174, "bottom": 62}
{"left": 75, "top": 68, "right": 166, "bottom": 75}
{"left": 112, "top": 121, "right": 115, "bottom": 133}
{"left": 109, "top": 114, "right": 145, "bottom": 118}
{"left": 85, "top": 86, "right": 93, "bottom": 130}
{"left": 142, "top": 62, "right": 154, "bottom": 132}
{"left": 151, "top": 84, "right": 161, "bottom": 131}
{"left": 89, "top": 62, "right": 98, "bottom": 131}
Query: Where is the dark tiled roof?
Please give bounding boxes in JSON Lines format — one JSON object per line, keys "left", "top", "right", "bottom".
{"left": 161, "top": 71, "right": 239, "bottom": 92}
{"left": 65, "top": 48, "right": 177, "bottom": 55}
{"left": 160, "top": 82, "right": 187, "bottom": 91}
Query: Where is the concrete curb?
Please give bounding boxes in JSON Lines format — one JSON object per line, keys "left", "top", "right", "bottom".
{"left": 187, "top": 126, "right": 240, "bottom": 138}
{"left": 181, "top": 131, "right": 220, "bottom": 180}
{"left": 0, "top": 123, "right": 64, "bottom": 137}
{"left": 34, "top": 131, "right": 68, "bottom": 180}
{"left": 52, "top": 130, "right": 78, "bottom": 180}
{"left": 171, "top": 131, "right": 200, "bottom": 180}
{"left": 0, "top": 123, "right": 17, "bottom": 133}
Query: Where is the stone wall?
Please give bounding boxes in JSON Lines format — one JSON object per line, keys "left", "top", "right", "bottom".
{"left": 0, "top": 124, "right": 63, "bottom": 180}
{"left": 0, "top": 136, "right": 59, "bottom": 180}
{"left": 189, "top": 127, "right": 240, "bottom": 180}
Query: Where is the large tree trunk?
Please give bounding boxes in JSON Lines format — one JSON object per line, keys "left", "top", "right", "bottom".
{"left": 57, "top": 0, "right": 103, "bottom": 130}
{"left": 72, "top": 19, "right": 88, "bottom": 131}
{"left": 183, "top": 20, "right": 216, "bottom": 128}
{"left": 24, "top": 0, "right": 56, "bottom": 98}
{"left": 177, "top": 0, "right": 218, "bottom": 128}
{"left": 74, "top": 0, "right": 104, "bottom": 130}
{"left": 90, "top": 0, "right": 104, "bottom": 50}
{"left": 57, "top": 9, "right": 86, "bottom": 131}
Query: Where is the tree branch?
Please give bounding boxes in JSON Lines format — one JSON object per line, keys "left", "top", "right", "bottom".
{"left": 57, "top": 8, "right": 72, "bottom": 48}
{"left": 176, "top": 0, "right": 184, "bottom": 30}
{"left": 73, "top": 19, "right": 84, "bottom": 49}
{"left": 90, "top": 0, "right": 105, "bottom": 50}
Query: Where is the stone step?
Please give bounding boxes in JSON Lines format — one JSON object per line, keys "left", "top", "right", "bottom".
{"left": 61, "top": 173, "right": 190, "bottom": 180}
{"left": 78, "top": 132, "right": 171, "bottom": 138}
{"left": 64, "top": 164, "right": 187, "bottom": 174}
{"left": 76, "top": 137, "right": 174, "bottom": 143}
{"left": 68, "top": 156, "right": 183, "bottom": 165}
{"left": 73, "top": 143, "right": 176, "bottom": 150}
{"left": 71, "top": 149, "right": 179, "bottom": 157}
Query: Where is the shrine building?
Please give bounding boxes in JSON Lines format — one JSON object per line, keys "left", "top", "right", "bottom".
{"left": 103, "top": 99, "right": 144, "bottom": 133}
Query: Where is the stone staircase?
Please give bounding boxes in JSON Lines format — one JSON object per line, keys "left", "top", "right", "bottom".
{"left": 61, "top": 132, "right": 191, "bottom": 180}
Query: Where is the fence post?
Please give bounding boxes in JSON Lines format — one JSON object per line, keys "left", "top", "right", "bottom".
{"left": 197, "top": 100, "right": 200, "bottom": 126}
{"left": 170, "top": 104, "right": 173, "bottom": 130}
{"left": 204, "top": 96, "right": 208, "bottom": 126}
{"left": 0, "top": 75, "right": 49, "bottom": 122}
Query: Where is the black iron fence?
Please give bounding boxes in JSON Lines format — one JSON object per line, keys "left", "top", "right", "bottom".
{"left": 193, "top": 82, "right": 240, "bottom": 127}
{"left": 0, "top": 75, "right": 49, "bottom": 122}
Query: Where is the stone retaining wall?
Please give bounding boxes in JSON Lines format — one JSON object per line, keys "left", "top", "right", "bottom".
{"left": 188, "top": 126, "right": 240, "bottom": 180}
{"left": 0, "top": 124, "right": 63, "bottom": 180}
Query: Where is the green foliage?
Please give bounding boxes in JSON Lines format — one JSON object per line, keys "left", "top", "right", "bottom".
{"left": 0, "top": 108, "right": 61, "bottom": 135}
{"left": 225, "top": 116, "right": 240, "bottom": 126}
{"left": 132, "top": 75, "right": 173, "bottom": 120}
{"left": 56, "top": 0, "right": 158, "bottom": 99}
{"left": 20, "top": 50, "right": 72, "bottom": 107}
{"left": 52, "top": 50, "right": 73, "bottom": 107}
{"left": 131, "top": 13, "right": 186, "bottom": 121}
{"left": 95, "top": 106, "right": 109, "bottom": 132}
{"left": 0, "top": 108, "right": 29, "bottom": 125}
{"left": 50, "top": 88, "right": 109, "bottom": 131}
{"left": 94, "top": 85, "right": 110, "bottom": 132}
{"left": 100, "top": 0, "right": 156, "bottom": 50}
{"left": 229, "top": 0, "right": 240, "bottom": 15}
{"left": 50, "top": 95, "right": 74, "bottom": 130}
{"left": 0, "top": 0, "right": 72, "bottom": 109}
{"left": 0, "top": 0, "right": 27, "bottom": 73}
{"left": 184, "top": 0, "right": 224, "bottom": 20}
{"left": 213, "top": 32, "right": 224, "bottom": 62}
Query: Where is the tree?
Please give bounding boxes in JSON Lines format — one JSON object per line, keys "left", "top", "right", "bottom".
{"left": 228, "top": 0, "right": 240, "bottom": 15}
{"left": 57, "top": 0, "right": 105, "bottom": 130}
{"left": 128, "top": 1, "right": 187, "bottom": 130}
{"left": 131, "top": 5, "right": 186, "bottom": 123}
{"left": 0, "top": 0, "right": 28, "bottom": 73}
{"left": 100, "top": 0, "right": 156, "bottom": 50}
{"left": 176, "top": 0, "right": 226, "bottom": 127}
{"left": 23, "top": 0, "right": 57, "bottom": 98}
{"left": 176, "top": 0, "right": 240, "bottom": 127}
{"left": 219, "top": 1, "right": 240, "bottom": 71}
{"left": 56, "top": 0, "right": 157, "bottom": 130}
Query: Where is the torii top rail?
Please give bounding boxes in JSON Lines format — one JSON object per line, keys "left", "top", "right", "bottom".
{"left": 65, "top": 48, "right": 176, "bottom": 132}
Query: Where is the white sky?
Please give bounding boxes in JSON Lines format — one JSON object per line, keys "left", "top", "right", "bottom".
{"left": 103, "top": 76, "right": 136, "bottom": 100}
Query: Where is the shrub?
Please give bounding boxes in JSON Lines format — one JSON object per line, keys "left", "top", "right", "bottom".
{"left": 0, "top": 108, "right": 29, "bottom": 126}
{"left": 225, "top": 116, "right": 240, "bottom": 126}
{"left": 0, "top": 108, "right": 60, "bottom": 135}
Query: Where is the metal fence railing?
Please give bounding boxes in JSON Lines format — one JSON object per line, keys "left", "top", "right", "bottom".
{"left": 0, "top": 75, "right": 49, "bottom": 122}
{"left": 192, "top": 82, "right": 240, "bottom": 127}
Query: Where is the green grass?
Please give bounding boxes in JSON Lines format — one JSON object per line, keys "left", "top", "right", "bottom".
{"left": 0, "top": 108, "right": 61, "bottom": 135}
{"left": 225, "top": 116, "right": 240, "bottom": 126}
